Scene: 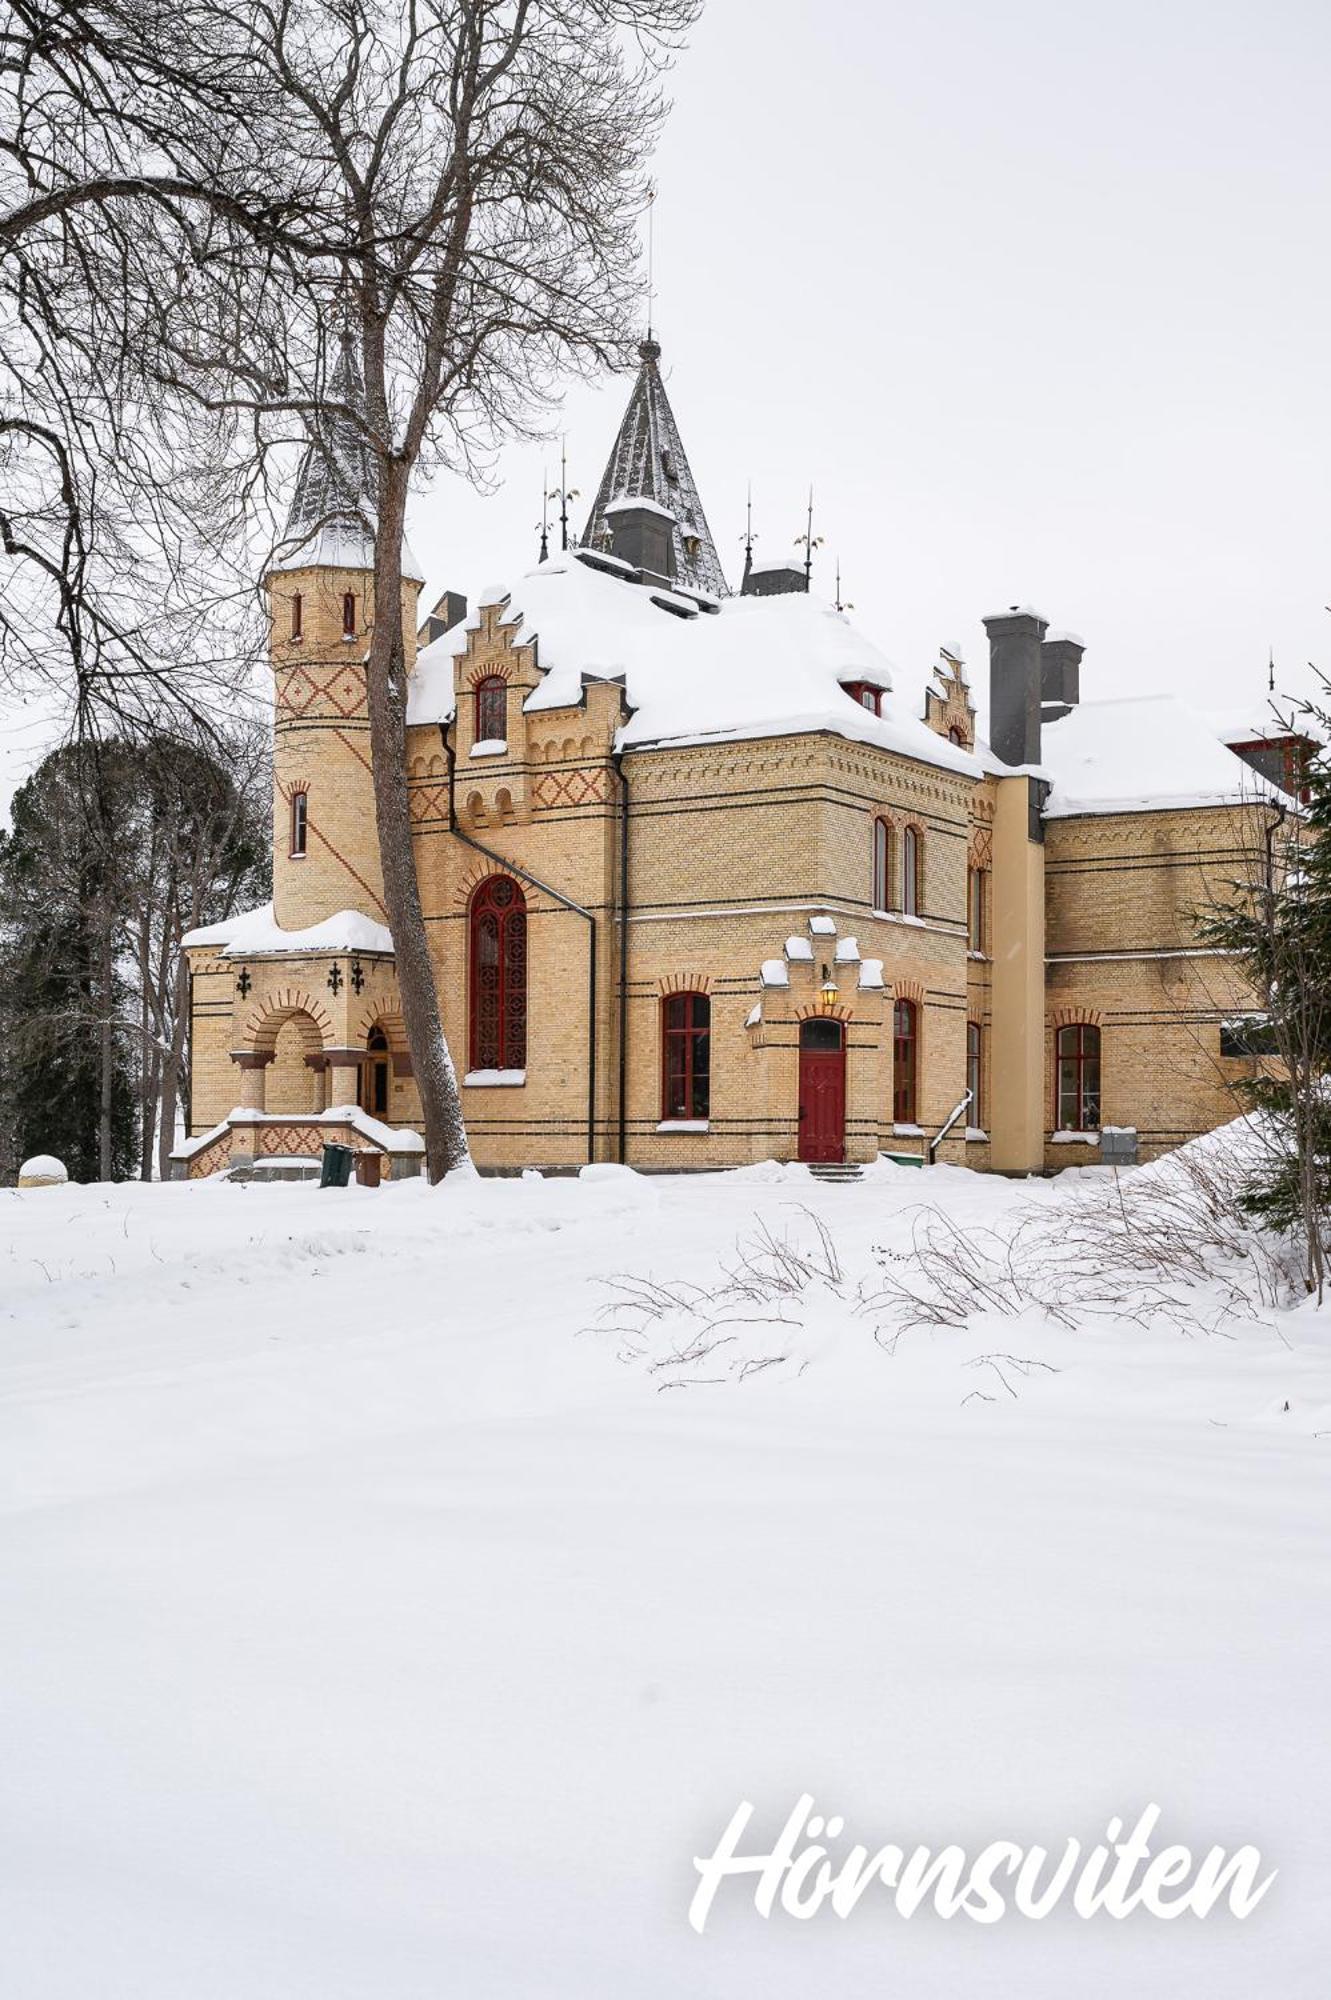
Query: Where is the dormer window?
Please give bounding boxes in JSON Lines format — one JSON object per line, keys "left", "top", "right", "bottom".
{"left": 841, "top": 680, "right": 882, "bottom": 717}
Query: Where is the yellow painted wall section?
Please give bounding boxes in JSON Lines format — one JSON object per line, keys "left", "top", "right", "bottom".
{"left": 989, "top": 775, "right": 1045, "bottom": 1171}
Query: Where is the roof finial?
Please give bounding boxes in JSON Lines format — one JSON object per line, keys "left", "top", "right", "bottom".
{"left": 794, "top": 487, "right": 823, "bottom": 592}
{"left": 834, "top": 559, "right": 853, "bottom": 614}
{"left": 741, "top": 482, "right": 756, "bottom": 585}
{"left": 550, "top": 438, "right": 578, "bottom": 553}
{"left": 1268, "top": 646, "right": 1276, "bottom": 694}
{"left": 538, "top": 467, "right": 550, "bottom": 563}
{"left": 645, "top": 183, "right": 656, "bottom": 343}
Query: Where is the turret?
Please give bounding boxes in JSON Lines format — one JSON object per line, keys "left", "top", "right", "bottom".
{"left": 264, "top": 338, "right": 423, "bottom": 931}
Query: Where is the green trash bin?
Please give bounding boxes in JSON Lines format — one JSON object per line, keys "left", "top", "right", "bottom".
{"left": 320, "top": 1142, "right": 354, "bottom": 1188}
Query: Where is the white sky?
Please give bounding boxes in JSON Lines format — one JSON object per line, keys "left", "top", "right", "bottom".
{"left": 412, "top": 0, "right": 1331, "bottom": 723}
{"left": 6, "top": 0, "right": 1328, "bottom": 820}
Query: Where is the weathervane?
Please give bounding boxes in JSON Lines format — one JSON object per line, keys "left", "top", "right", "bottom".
{"left": 740, "top": 482, "right": 756, "bottom": 585}
{"left": 794, "top": 487, "right": 824, "bottom": 592}
{"left": 645, "top": 183, "right": 656, "bottom": 341}
{"left": 834, "top": 560, "right": 853, "bottom": 614}
{"left": 537, "top": 468, "right": 550, "bottom": 562}
{"left": 548, "top": 439, "right": 579, "bottom": 553}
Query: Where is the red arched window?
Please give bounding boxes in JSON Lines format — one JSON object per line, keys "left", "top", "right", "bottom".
{"left": 342, "top": 591, "right": 357, "bottom": 637}
{"left": 475, "top": 676, "right": 507, "bottom": 744}
{"left": 661, "top": 992, "right": 710, "bottom": 1120}
{"left": 872, "top": 818, "right": 892, "bottom": 912}
{"left": 967, "top": 1020, "right": 982, "bottom": 1127}
{"left": 1056, "top": 1023, "right": 1100, "bottom": 1131}
{"left": 470, "top": 875, "right": 527, "bottom": 1071}
{"left": 289, "top": 790, "right": 308, "bottom": 857}
{"left": 290, "top": 591, "right": 303, "bottom": 641}
{"left": 902, "top": 826, "right": 921, "bottom": 916}
{"left": 893, "top": 999, "right": 918, "bottom": 1125}
{"left": 360, "top": 1025, "right": 391, "bottom": 1118}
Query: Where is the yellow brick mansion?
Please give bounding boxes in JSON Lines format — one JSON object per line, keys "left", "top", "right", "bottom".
{"left": 176, "top": 338, "right": 1300, "bottom": 1181}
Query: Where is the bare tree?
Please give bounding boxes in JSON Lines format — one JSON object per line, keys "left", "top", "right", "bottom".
{"left": 3, "top": 0, "right": 701, "bottom": 1181}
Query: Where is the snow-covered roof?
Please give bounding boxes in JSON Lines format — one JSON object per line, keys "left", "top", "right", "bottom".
{"left": 408, "top": 555, "right": 979, "bottom": 776}
{"left": 1041, "top": 695, "right": 1287, "bottom": 818}
{"left": 1206, "top": 705, "right": 1316, "bottom": 747}
{"left": 182, "top": 903, "right": 394, "bottom": 958}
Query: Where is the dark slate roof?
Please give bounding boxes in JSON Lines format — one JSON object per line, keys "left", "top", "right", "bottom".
{"left": 274, "top": 337, "right": 380, "bottom": 573}
{"left": 581, "top": 338, "right": 730, "bottom": 599}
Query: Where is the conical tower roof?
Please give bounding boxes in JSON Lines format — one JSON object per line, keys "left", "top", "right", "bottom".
{"left": 272, "top": 337, "right": 420, "bottom": 578}
{"left": 582, "top": 337, "right": 729, "bottom": 598}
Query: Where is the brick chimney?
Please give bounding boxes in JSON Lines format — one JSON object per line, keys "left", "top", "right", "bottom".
{"left": 983, "top": 606, "right": 1049, "bottom": 766}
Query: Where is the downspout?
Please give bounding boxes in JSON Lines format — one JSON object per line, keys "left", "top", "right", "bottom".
{"left": 610, "top": 747, "right": 631, "bottom": 1163}
{"left": 443, "top": 725, "right": 598, "bottom": 1166}
{"left": 928, "top": 1089, "right": 973, "bottom": 1166}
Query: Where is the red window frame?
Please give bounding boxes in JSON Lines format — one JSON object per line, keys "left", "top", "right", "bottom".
{"left": 1056, "top": 1023, "right": 1101, "bottom": 1131}
{"left": 342, "top": 591, "right": 356, "bottom": 637}
{"left": 290, "top": 591, "right": 303, "bottom": 641}
{"left": 289, "top": 790, "right": 308, "bottom": 857}
{"left": 872, "top": 818, "right": 891, "bottom": 911}
{"left": 475, "top": 676, "right": 507, "bottom": 743}
{"left": 893, "top": 998, "right": 918, "bottom": 1124}
{"left": 902, "top": 826, "right": 921, "bottom": 916}
{"left": 841, "top": 680, "right": 882, "bottom": 716}
{"left": 469, "top": 875, "right": 527, "bottom": 1071}
{"left": 661, "top": 992, "right": 710, "bottom": 1120}
{"left": 967, "top": 1020, "right": 982, "bottom": 1127}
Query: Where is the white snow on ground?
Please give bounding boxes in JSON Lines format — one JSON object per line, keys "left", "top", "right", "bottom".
{"left": 1, "top": 1141, "right": 1329, "bottom": 1997}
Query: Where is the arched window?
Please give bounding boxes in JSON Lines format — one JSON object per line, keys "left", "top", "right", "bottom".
{"left": 967, "top": 1021, "right": 982, "bottom": 1128}
{"left": 967, "top": 867, "right": 985, "bottom": 952}
{"left": 342, "top": 591, "right": 357, "bottom": 638}
{"left": 1056, "top": 1023, "right": 1101, "bottom": 1131}
{"left": 872, "top": 818, "right": 892, "bottom": 912}
{"left": 360, "top": 1025, "right": 391, "bottom": 1118}
{"left": 290, "top": 592, "right": 303, "bottom": 641}
{"left": 661, "top": 992, "right": 710, "bottom": 1120}
{"left": 289, "top": 790, "right": 308, "bottom": 858}
{"left": 893, "top": 999, "right": 918, "bottom": 1125}
{"left": 902, "top": 826, "right": 921, "bottom": 916}
{"left": 948, "top": 723, "right": 965, "bottom": 745}
{"left": 470, "top": 876, "right": 527, "bottom": 1071}
{"left": 475, "top": 676, "right": 507, "bottom": 744}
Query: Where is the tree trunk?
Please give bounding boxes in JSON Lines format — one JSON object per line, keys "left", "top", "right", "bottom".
{"left": 158, "top": 957, "right": 190, "bottom": 1181}
{"left": 98, "top": 908, "right": 114, "bottom": 1180}
{"left": 365, "top": 461, "right": 469, "bottom": 1183}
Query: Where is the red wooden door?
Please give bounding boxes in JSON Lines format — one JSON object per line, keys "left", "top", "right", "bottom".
{"left": 798, "top": 1018, "right": 846, "bottom": 1162}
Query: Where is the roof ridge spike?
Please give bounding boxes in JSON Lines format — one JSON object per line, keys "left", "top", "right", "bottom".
{"left": 581, "top": 336, "right": 730, "bottom": 598}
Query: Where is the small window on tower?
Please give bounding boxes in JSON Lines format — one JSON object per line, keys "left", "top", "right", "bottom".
{"left": 290, "top": 592, "right": 303, "bottom": 641}
{"left": 475, "top": 676, "right": 507, "bottom": 744}
{"left": 290, "top": 791, "right": 308, "bottom": 858}
{"left": 342, "top": 592, "right": 356, "bottom": 637}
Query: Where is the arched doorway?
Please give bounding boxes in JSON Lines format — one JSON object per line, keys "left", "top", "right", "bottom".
{"left": 359, "top": 1025, "right": 391, "bottom": 1119}
{"left": 798, "top": 1017, "right": 845, "bottom": 1163}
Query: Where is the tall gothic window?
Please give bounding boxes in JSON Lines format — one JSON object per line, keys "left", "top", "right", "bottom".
{"left": 967, "top": 1021, "right": 982, "bottom": 1128}
{"left": 470, "top": 875, "right": 527, "bottom": 1071}
{"left": 872, "top": 818, "right": 892, "bottom": 912}
{"left": 967, "top": 867, "right": 985, "bottom": 951}
{"left": 289, "top": 790, "right": 308, "bottom": 857}
{"left": 342, "top": 591, "right": 357, "bottom": 637}
{"left": 661, "top": 993, "right": 710, "bottom": 1120}
{"left": 902, "top": 826, "right": 921, "bottom": 916}
{"left": 893, "top": 999, "right": 918, "bottom": 1125}
{"left": 474, "top": 676, "right": 507, "bottom": 743}
{"left": 290, "top": 592, "right": 303, "bottom": 641}
{"left": 1056, "top": 1023, "right": 1101, "bottom": 1131}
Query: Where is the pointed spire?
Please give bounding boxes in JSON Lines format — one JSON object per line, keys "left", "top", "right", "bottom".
{"left": 741, "top": 482, "right": 755, "bottom": 588}
{"left": 538, "top": 467, "right": 550, "bottom": 562}
{"left": 280, "top": 333, "right": 378, "bottom": 567}
{"left": 582, "top": 336, "right": 730, "bottom": 598}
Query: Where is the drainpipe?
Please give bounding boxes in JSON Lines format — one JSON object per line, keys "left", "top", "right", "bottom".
{"left": 610, "top": 747, "right": 631, "bottom": 1163}
{"left": 927, "top": 1089, "right": 973, "bottom": 1165}
{"left": 442, "top": 725, "right": 598, "bottom": 1165}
